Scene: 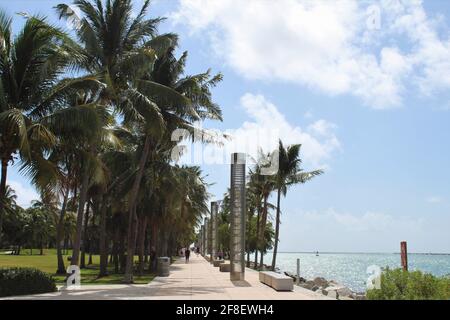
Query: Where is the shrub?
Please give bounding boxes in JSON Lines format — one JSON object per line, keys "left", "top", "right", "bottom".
{"left": 0, "top": 267, "right": 57, "bottom": 297}
{"left": 367, "top": 267, "right": 450, "bottom": 300}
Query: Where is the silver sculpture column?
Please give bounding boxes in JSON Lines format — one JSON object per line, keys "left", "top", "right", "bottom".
{"left": 204, "top": 218, "right": 209, "bottom": 257}
{"left": 199, "top": 227, "right": 203, "bottom": 255}
{"left": 201, "top": 224, "right": 206, "bottom": 256}
{"left": 210, "top": 201, "right": 219, "bottom": 263}
{"left": 230, "top": 153, "right": 246, "bottom": 281}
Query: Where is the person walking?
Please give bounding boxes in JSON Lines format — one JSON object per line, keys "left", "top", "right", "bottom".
{"left": 185, "top": 248, "right": 191, "bottom": 263}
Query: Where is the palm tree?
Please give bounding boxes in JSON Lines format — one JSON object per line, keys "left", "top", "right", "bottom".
{"left": 0, "top": 11, "right": 78, "bottom": 246}
{"left": 56, "top": 0, "right": 223, "bottom": 282}
{"left": 1, "top": 185, "right": 18, "bottom": 216}
{"left": 270, "top": 140, "right": 323, "bottom": 270}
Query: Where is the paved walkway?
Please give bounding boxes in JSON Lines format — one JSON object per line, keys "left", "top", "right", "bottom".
{"left": 2, "top": 255, "right": 331, "bottom": 300}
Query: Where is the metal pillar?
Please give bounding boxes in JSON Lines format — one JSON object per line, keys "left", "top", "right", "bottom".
{"left": 211, "top": 201, "right": 219, "bottom": 262}
{"left": 204, "top": 218, "right": 209, "bottom": 257}
{"left": 201, "top": 224, "right": 205, "bottom": 256}
{"left": 230, "top": 153, "right": 246, "bottom": 281}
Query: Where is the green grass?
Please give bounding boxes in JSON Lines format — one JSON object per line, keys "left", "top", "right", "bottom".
{"left": 0, "top": 249, "right": 155, "bottom": 285}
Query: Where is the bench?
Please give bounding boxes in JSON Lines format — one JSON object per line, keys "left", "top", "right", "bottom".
{"left": 259, "top": 271, "right": 293, "bottom": 291}
{"left": 219, "top": 263, "right": 230, "bottom": 272}
{"left": 213, "top": 259, "right": 225, "bottom": 267}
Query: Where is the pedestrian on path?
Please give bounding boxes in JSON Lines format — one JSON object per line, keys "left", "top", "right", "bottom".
{"left": 185, "top": 248, "right": 191, "bottom": 263}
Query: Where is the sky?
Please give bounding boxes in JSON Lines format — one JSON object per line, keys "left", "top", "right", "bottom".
{"left": 3, "top": 0, "right": 450, "bottom": 253}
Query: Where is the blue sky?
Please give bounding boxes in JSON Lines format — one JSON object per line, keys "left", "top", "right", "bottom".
{"left": 3, "top": 0, "right": 450, "bottom": 253}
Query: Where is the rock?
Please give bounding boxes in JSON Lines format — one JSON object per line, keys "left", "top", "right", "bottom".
{"left": 313, "top": 277, "right": 329, "bottom": 288}
{"left": 311, "top": 285, "right": 320, "bottom": 292}
{"left": 327, "top": 290, "right": 338, "bottom": 299}
{"left": 354, "top": 294, "right": 366, "bottom": 300}
{"left": 337, "top": 287, "right": 353, "bottom": 297}
{"left": 299, "top": 280, "right": 315, "bottom": 290}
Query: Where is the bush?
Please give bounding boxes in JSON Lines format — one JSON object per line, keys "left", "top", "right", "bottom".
{"left": 367, "top": 268, "right": 450, "bottom": 300}
{"left": 0, "top": 267, "right": 57, "bottom": 297}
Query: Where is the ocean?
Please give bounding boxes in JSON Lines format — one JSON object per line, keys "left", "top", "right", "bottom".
{"left": 257, "top": 252, "right": 450, "bottom": 292}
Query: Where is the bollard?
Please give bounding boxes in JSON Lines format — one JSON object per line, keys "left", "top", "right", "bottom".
{"left": 400, "top": 241, "right": 408, "bottom": 271}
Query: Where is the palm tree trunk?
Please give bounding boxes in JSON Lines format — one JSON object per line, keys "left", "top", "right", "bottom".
{"left": 246, "top": 210, "right": 253, "bottom": 268}
{"left": 259, "top": 196, "right": 268, "bottom": 269}
{"left": 119, "top": 232, "right": 126, "bottom": 272}
{"left": 56, "top": 189, "right": 69, "bottom": 274}
{"left": 71, "top": 164, "right": 90, "bottom": 266}
{"left": 80, "top": 201, "right": 90, "bottom": 268}
{"left": 112, "top": 228, "right": 120, "bottom": 273}
{"left": 124, "top": 134, "right": 152, "bottom": 283}
{"left": 254, "top": 205, "right": 261, "bottom": 269}
{"left": 99, "top": 195, "right": 108, "bottom": 276}
{"left": 137, "top": 216, "right": 148, "bottom": 275}
{"left": 271, "top": 187, "right": 282, "bottom": 270}
{"left": 0, "top": 158, "right": 9, "bottom": 247}
{"left": 149, "top": 220, "right": 157, "bottom": 272}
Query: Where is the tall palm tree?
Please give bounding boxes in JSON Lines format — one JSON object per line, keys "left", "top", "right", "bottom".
{"left": 0, "top": 13, "right": 57, "bottom": 244}
{"left": 270, "top": 140, "right": 323, "bottom": 270}
{"left": 251, "top": 152, "right": 276, "bottom": 269}
{"left": 0, "top": 9, "right": 98, "bottom": 247}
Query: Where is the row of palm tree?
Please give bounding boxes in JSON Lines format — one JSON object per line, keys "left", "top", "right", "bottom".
{"left": 1, "top": 187, "right": 76, "bottom": 255}
{"left": 246, "top": 141, "right": 323, "bottom": 270}
{"left": 0, "top": 0, "right": 222, "bottom": 282}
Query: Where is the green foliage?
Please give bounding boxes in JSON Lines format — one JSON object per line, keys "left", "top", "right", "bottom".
{"left": 0, "top": 267, "right": 56, "bottom": 297}
{"left": 367, "top": 268, "right": 450, "bottom": 300}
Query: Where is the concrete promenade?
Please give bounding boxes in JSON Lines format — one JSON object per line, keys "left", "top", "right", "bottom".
{"left": 2, "top": 254, "right": 331, "bottom": 300}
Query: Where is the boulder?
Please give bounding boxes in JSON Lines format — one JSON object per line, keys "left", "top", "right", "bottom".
{"left": 337, "top": 287, "right": 353, "bottom": 297}
{"left": 313, "top": 277, "right": 329, "bottom": 288}
{"left": 327, "top": 290, "right": 338, "bottom": 299}
{"left": 299, "top": 280, "right": 315, "bottom": 290}
{"left": 311, "top": 285, "right": 320, "bottom": 292}
{"left": 354, "top": 294, "right": 366, "bottom": 300}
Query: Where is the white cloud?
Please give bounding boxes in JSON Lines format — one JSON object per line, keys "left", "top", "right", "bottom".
{"left": 426, "top": 196, "right": 443, "bottom": 204}
{"left": 181, "top": 93, "right": 340, "bottom": 168}
{"left": 8, "top": 180, "right": 39, "bottom": 208}
{"left": 223, "top": 93, "right": 340, "bottom": 168}
{"left": 172, "top": 0, "right": 450, "bottom": 109}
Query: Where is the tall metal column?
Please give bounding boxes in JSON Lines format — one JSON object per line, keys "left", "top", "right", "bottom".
{"left": 201, "top": 224, "right": 205, "bottom": 256}
{"left": 230, "top": 153, "right": 246, "bottom": 281}
{"left": 204, "top": 218, "right": 209, "bottom": 257}
{"left": 210, "top": 201, "right": 219, "bottom": 262}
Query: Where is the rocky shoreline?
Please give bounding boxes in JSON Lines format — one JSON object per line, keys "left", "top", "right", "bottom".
{"left": 248, "top": 261, "right": 366, "bottom": 300}
{"left": 284, "top": 271, "right": 366, "bottom": 300}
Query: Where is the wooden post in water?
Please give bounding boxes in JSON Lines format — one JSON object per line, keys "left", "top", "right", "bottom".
{"left": 296, "top": 258, "right": 300, "bottom": 285}
{"left": 400, "top": 241, "right": 408, "bottom": 271}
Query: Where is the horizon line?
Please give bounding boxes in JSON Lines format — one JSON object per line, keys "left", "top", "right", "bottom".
{"left": 272, "top": 251, "right": 450, "bottom": 255}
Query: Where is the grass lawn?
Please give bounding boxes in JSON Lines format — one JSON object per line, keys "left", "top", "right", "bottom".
{"left": 0, "top": 249, "right": 155, "bottom": 285}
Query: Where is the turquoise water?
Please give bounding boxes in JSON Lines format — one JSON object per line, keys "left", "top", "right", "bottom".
{"left": 258, "top": 252, "right": 450, "bottom": 292}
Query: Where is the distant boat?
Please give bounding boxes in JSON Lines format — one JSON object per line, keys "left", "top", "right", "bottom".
{"left": 316, "top": 251, "right": 319, "bottom": 256}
